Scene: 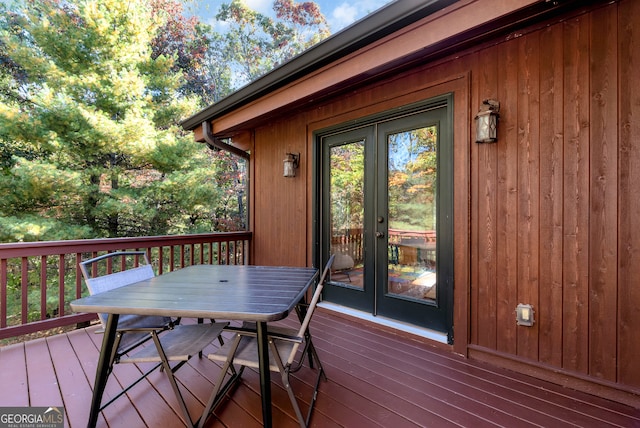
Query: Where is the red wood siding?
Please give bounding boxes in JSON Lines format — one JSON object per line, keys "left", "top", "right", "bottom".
{"left": 618, "top": 0, "right": 640, "bottom": 389}
{"left": 214, "top": 0, "right": 640, "bottom": 400}
{"left": 467, "top": 0, "right": 640, "bottom": 394}
{"left": 252, "top": 120, "right": 309, "bottom": 267}
{"left": 538, "top": 20, "right": 565, "bottom": 369}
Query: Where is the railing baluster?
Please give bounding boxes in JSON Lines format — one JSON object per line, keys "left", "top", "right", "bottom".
{"left": 158, "top": 247, "right": 164, "bottom": 274}
{"left": 59, "top": 254, "right": 65, "bottom": 317}
{"left": 1, "top": 259, "right": 7, "bottom": 328}
{"left": 90, "top": 251, "right": 98, "bottom": 278}
{"left": 75, "top": 253, "right": 83, "bottom": 300}
{"left": 21, "top": 257, "right": 28, "bottom": 325}
{"left": 40, "top": 256, "right": 47, "bottom": 321}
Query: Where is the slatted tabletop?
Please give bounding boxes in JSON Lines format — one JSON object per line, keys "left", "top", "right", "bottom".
{"left": 71, "top": 264, "right": 319, "bottom": 321}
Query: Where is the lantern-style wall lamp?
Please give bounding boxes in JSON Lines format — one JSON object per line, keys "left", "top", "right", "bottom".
{"left": 283, "top": 152, "right": 299, "bottom": 177}
{"left": 475, "top": 99, "right": 500, "bottom": 143}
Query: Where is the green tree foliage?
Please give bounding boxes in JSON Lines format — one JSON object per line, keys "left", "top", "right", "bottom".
{"left": 0, "top": 0, "right": 326, "bottom": 243}
{"left": 212, "top": 0, "right": 329, "bottom": 89}
{"left": 150, "top": 0, "right": 215, "bottom": 105}
{"left": 330, "top": 142, "right": 364, "bottom": 232}
{"left": 0, "top": 0, "right": 230, "bottom": 241}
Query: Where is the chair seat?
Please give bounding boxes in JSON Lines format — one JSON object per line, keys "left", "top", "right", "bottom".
{"left": 209, "top": 334, "right": 299, "bottom": 372}
{"left": 122, "top": 323, "right": 227, "bottom": 363}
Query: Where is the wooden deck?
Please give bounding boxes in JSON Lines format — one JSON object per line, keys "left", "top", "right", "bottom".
{"left": 1, "top": 310, "right": 638, "bottom": 428}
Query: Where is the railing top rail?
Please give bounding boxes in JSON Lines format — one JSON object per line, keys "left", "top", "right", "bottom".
{"left": 0, "top": 232, "right": 252, "bottom": 258}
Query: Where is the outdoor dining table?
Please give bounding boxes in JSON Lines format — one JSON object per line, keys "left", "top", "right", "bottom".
{"left": 70, "top": 263, "right": 319, "bottom": 428}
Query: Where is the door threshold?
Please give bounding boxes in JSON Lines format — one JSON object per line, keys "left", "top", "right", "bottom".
{"left": 318, "top": 302, "right": 448, "bottom": 344}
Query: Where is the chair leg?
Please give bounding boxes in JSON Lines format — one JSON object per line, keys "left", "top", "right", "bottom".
{"left": 282, "top": 369, "right": 307, "bottom": 428}
{"left": 270, "top": 341, "right": 312, "bottom": 428}
{"left": 308, "top": 341, "right": 328, "bottom": 382}
{"left": 304, "top": 333, "right": 315, "bottom": 369}
{"left": 197, "top": 336, "right": 244, "bottom": 428}
{"left": 215, "top": 320, "right": 225, "bottom": 346}
{"left": 305, "top": 363, "right": 325, "bottom": 426}
{"left": 151, "top": 332, "right": 193, "bottom": 427}
{"left": 282, "top": 341, "right": 326, "bottom": 427}
{"left": 198, "top": 318, "right": 204, "bottom": 358}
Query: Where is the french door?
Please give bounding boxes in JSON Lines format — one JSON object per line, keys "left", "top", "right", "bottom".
{"left": 320, "top": 99, "right": 453, "bottom": 340}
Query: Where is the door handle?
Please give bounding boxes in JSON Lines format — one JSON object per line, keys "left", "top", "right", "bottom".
{"left": 376, "top": 231, "right": 385, "bottom": 238}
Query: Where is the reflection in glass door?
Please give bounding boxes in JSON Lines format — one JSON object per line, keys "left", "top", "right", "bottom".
{"left": 329, "top": 139, "right": 365, "bottom": 290}
{"left": 323, "top": 127, "right": 374, "bottom": 312}
{"left": 374, "top": 108, "right": 452, "bottom": 333}
{"left": 386, "top": 125, "right": 438, "bottom": 302}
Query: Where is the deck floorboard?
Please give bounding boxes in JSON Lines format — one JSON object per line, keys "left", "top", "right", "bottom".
{"left": 1, "top": 310, "right": 638, "bottom": 427}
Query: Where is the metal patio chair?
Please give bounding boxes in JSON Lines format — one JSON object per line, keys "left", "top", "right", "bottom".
{"left": 201, "top": 255, "right": 335, "bottom": 428}
{"left": 80, "top": 251, "right": 228, "bottom": 427}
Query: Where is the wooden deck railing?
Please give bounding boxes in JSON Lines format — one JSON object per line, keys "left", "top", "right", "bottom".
{"left": 331, "top": 228, "right": 364, "bottom": 264}
{"left": 0, "top": 232, "right": 252, "bottom": 340}
{"left": 331, "top": 228, "right": 437, "bottom": 266}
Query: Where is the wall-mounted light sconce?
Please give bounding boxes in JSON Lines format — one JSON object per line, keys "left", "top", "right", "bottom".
{"left": 475, "top": 99, "right": 500, "bottom": 143}
{"left": 283, "top": 153, "right": 299, "bottom": 177}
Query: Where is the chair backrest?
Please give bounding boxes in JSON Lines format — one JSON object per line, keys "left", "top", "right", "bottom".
{"left": 79, "top": 251, "right": 168, "bottom": 328}
{"left": 287, "top": 254, "right": 335, "bottom": 365}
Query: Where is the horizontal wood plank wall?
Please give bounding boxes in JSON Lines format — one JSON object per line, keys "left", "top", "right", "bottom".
{"left": 246, "top": 0, "right": 640, "bottom": 395}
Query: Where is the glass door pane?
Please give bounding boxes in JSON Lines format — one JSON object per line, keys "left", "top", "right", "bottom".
{"left": 329, "top": 140, "right": 365, "bottom": 289}
{"left": 387, "top": 125, "right": 438, "bottom": 302}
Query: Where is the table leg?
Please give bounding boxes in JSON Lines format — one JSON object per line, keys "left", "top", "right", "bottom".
{"left": 256, "top": 321, "right": 272, "bottom": 428}
{"left": 87, "top": 314, "right": 119, "bottom": 428}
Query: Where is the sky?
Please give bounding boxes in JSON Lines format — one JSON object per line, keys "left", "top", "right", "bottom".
{"left": 188, "top": 0, "right": 394, "bottom": 34}
{"left": 0, "top": 0, "right": 393, "bottom": 35}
